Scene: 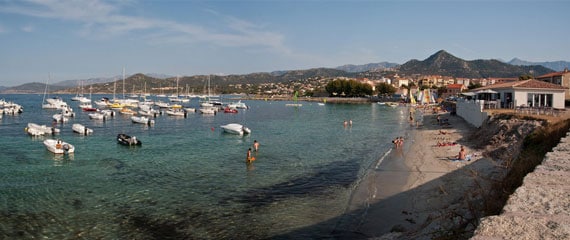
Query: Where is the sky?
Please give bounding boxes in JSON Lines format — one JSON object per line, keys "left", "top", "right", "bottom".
{"left": 0, "top": 0, "right": 568, "bottom": 86}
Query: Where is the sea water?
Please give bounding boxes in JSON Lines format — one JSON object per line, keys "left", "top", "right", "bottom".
{"left": 0, "top": 94, "right": 412, "bottom": 239}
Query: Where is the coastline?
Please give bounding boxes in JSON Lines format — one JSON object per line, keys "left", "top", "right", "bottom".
{"left": 336, "top": 107, "right": 482, "bottom": 238}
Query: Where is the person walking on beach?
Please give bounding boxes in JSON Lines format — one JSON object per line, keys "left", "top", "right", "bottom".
{"left": 253, "top": 140, "right": 260, "bottom": 152}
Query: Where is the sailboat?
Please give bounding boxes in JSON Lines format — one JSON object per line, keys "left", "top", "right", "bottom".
{"left": 42, "top": 74, "right": 69, "bottom": 110}
{"left": 286, "top": 91, "right": 303, "bottom": 107}
{"left": 199, "top": 75, "right": 218, "bottom": 114}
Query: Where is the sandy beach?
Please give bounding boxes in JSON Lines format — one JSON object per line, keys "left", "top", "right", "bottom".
{"left": 336, "top": 107, "right": 492, "bottom": 239}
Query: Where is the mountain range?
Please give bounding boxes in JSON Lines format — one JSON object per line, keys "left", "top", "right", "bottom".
{"left": 0, "top": 50, "right": 561, "bottom": 94}
{"left": 398, "top": 50, "right": 553, "bottom": 78}
{"left": 507, "top": 58, "right": 570, "bottom": 72}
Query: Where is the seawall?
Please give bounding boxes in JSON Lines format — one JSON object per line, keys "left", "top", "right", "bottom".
{"left": 471, "top": 130, "right": 570, "bottom": 239}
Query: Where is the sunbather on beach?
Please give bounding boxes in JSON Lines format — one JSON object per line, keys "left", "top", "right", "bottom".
{"left": 455, "top": 146, "right": 466, "bottom": 160}
{"left": 436, "top": 141, "right": 457, "bottom": 147}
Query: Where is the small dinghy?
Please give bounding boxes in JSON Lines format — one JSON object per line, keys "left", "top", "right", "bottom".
{"left": 131, "top": 116, "right": 155, "bottom": 126}
{"left": 72, "top": 123, "right": 93, "bottom": 135}
{"left": 117, "top": 133, "right": 142, "bottom": 146}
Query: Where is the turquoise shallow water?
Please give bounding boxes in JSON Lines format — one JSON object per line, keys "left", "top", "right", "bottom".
{"left": 0, "top": 94, "right": 411, "bottom": 239}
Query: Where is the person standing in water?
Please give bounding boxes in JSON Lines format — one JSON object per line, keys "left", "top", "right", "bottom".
{"left": 246, "top": 148, "right": 254, "bottom": 162}
{"left": 253, "top": 140, "right": 260, "bottom": 152}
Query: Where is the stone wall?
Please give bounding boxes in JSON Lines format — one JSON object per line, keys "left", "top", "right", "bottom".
{"left": 471, "top": 131, "right": 570, "bottom": 239}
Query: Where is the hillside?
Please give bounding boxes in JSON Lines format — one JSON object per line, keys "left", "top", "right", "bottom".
{"left": 508, "top": 58, "right": 570, "bottom": 72}
{"left": 1, "top": 82, "right": 67, "bottom": 94}
{"left": 399, "top": 50, "right": 554, "bottom": 78}
{"left": 335, "top": 62, "right": 399, "bottom": 72}
{"left": 46, "top": 68, "right": 357, "bottom": 95}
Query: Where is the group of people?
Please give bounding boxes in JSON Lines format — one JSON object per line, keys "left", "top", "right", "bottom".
{"left": 246, "top": 140, "right": 260, "bottom": 163}
{"left": 343, "top": 119, "right": 353, "bottom": 128}
{"left": 392, "top": 136, "right": 404, "bottom": 148}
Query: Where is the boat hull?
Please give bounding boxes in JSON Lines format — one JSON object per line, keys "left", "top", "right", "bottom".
{"left": 117, "top": 134, "right": 142, "bottom": 146}
{"left": 220, "top": 123, "right": 251, "bottom": 136}
{"left": 43, "top": 139, "right": 75, "bottom": 154}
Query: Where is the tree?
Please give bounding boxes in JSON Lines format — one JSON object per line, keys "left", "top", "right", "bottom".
{"left": 325, "top": 79, "right": 373, "bottom": 97}
{"left": 468, "top": 82, "right": 483, "bottom": 90}
{"left": 376, "top": 82, "right": 396, "bottom": 96}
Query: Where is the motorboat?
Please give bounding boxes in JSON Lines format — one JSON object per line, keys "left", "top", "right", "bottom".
{"left": 131, "top": 116, "right": 155, "bottom": 126}
{"left": 227, "top": 100, "right": 248, "bottom": 109}
{"left": 223, "top": 107, "right": 238, "bottom": 113}
{"left": 100, "top": 109, "right": 115, "bottom": 117}
{"left": 52, "top": 114, "right": 69, "bottom": 123}
{"left": 119, "top": 107, "right": 136, "bottom": 115}
{"left": 43, "top": 139, "right": 75, "bottom": 154}
{"left": 154, "top": 101, "right": 170, "bottom": 108}
{"left": 117, "top": 133, "right": 142, "bottom": 146}
{"left": 89, "top": 112, "right": 106, "bottom": 120}
{"left": 61, "top": 107, "right": 75, "bottom": 117}
{"left": 184, "top": 107, "right": 196, "bottom": 113}
{"left": 220, "top": 123, "right": 251, "bottom": 136}
{"left": 72, "top": 123, "right": 93, "bottom": 135}
{"left": 199, "top": 107, "right": 216, "bottom": 115}
{"left": 138, "top": 109, "right": 159, "bottom": 117}
{"left": 165, "top": 108, "right": 187, "bottom": 117}
{"left": 26, "top": 123, "right": 60, "bottom": 136}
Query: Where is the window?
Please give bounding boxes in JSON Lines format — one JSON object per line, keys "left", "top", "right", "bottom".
{"left": 527, "top": 93, "right": 553, "bottom": 107}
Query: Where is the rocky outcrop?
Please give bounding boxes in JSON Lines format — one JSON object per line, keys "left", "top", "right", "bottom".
{"left": 471, "top": 129, "right": 570, "bottom": 239}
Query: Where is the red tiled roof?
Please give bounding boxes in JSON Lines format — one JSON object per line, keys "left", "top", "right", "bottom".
{"left": 536, "top": 70, "right": 570, "bottom": 79}
{"left": 474, "top": 79, "right": 568, "bottom": 91}
{"left": 446, "top": 84, "right": 464, "bottom": 89}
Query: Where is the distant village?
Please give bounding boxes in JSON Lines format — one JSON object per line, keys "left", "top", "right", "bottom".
{"left": 231, "top": 68, "right": 570, "bottom": 102}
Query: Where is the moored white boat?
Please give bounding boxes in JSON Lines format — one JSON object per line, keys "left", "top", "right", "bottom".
{"left": 199, "top": 107, "right": 216, "bottom": 114}
{"left": 88, "top": 112, "right": 106, "bottom": 120}
{"left": 52, "top": 114, "right": 69, "bottom": 123}
{"left": 220, "top": 123, "right": 251, "bottom": 136}
{"left": 165, "top": 108, "right": 186, "bottom": 117}
{"left": 72, "top": 123, "right": 93, "bottom": 135}
{"left": 131, "top": 116, "right": 155, "bottom": 125}
{"left": 100, "top": 109, "right": 115, "bottom": 117}
{"left": 228, "top": 100, "right": 248, "bottom": 109}
{"left": 43, "top": 139, "right": 75, "bottom": 154}
{"left": 26, "top": 123, "right": 60, "bottom": 136}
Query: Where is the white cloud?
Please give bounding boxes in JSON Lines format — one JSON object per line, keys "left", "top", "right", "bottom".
{"left": 21, "top": 24, "right": 34, "bottom": 32}
{"left": 0, "top": 0, "right": 289, "bottom": 52}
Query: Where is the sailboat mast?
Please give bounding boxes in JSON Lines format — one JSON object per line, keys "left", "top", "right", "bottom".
{"left": 122, "top": 67, "right": 126, "bottom": 99}
{"left": 43, "top": 73, "right": 50, "bottom": 104}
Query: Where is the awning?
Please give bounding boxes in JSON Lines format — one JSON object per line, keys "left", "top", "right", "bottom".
{"left": 476, "top": 89, "right": 498, "bottom": 94}
{"left": 461, "top": 92, "right": 476, "bottom": 96}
